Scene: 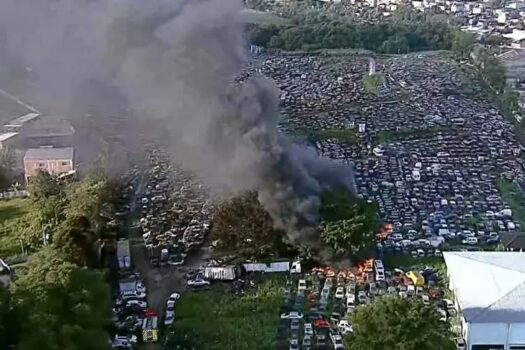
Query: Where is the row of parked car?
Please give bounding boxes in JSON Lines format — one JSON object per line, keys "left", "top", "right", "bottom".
{"left": 111, "top": 273, "right": 148, "bottom": 349}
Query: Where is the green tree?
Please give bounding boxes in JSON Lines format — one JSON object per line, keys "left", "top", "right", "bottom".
{"left": 53, "top": 215, "right": 95, "bottom": 266}
{"left": 349, "top": 296, "right": 454, "bottom": 350}
{"left": 500, "top": 88, "right": 520, "bottom": 115}
{"left": 0, "top": 285, "right": 22, "bottom": 349}
{"left": 11, "top": 247, "right": 111, "bottom": 350}
{"left": 28, "top": 170, "right": 63, "bottom": 202}
{"left": 476, "top": 48, "right": 506, "bottom": 93}
{"left": 212, "top": 191, "right": 281, "bottom": 258}
{"left": 450, "top": 29, "right": 475, "bottom": 59}
{"left": 321, "top": 216, "right": 374, "bottom": 256}
{"left": 320, "top": 189, "right": 378, "bottom": 257}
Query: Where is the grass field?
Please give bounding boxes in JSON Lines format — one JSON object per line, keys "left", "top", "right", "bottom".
{"left": 295, "top": 127, "right": 360, "bottom": 145}
{"left": 166, "top": 276, "right": 286, "bottom": 350}
{"left": 496, "top": 178, "right": 525, "bottom": 227}
{"left": 375, "top": 126, "right": 448, "bottom": 145}
{"left": 382, "top": 255, "right": 446, "bottom": 274}
{"left": 0, "top": 198, "right": 30, "bottom": 257}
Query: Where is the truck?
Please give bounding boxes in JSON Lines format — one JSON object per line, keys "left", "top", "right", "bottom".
{"left": 204, "top": 266, "right": 237, "bottom": 281}
{"left": 242, "top": 260, "right": 301, "bottom": 274}
{"left": 142, "top": 309, "right": 158, "bottom": 343}
{"left": 117, "top": 239, "right": 131, "bottom": 269}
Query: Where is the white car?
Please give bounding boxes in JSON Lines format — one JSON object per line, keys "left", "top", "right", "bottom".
{"left": 330, "top": 333, "right": 345, "bottom": 350}
{"left": 345, "top": 283, "right": 355, "bottom": 298}
{"left": 187, "top": 279, "right": 210, "bottom": 287}
{"left": 375, "top": 270, "right": 385, "bottom": 281}
{"left": 121, "top": 291, "right": 146, "bottom": 300}
{"left": 444, "top": 299, "right": 455, "bottom": 309}
{"left": 136, "top": 280, "right": 146, "bottom": 293}
{"left": 346, "top": 294, "right": 355, "bottom": 308}
{"left": 438, "top": 308, "right": 447, "bottom": 322}
{"left": 304, "top": 323, "right": 313, "bottom": 336}
{"left": 125, "top": 299, "right": 147, "bottom": 308}
{"left": 338, "top": 319, "right": 353, "bottom": 334}
{"left": 462, "top": 237, "right": 478, "bottom": 245}
{"left": 164, "top": 312, "right": 174, "bottom": 326}
{"left": 168, "top": 292, "right": 181, "bottom": 302}
{"left": 166, "top": 300, "right": 175, "bottom": 313}
{"left": 357, "top": 290, "right": 367, "bottom": 304}
{"left": 421, "top": 294, "right": 430, "bottom": 304}
{"left": 280, "top": 311, "right": 303, "bottom": 319}
{"left": 298, "top": 279, "right": 307, "bottom": 292}
{"left": 335, "top": 287, "right": 345, "bottom": 299}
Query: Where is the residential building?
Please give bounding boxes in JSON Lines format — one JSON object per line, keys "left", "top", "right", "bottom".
{"left": 443, "top": 251, "right": 525, "bottom": 350}
{"left": 23, "top": 147, "right": 75, "bottom": 180}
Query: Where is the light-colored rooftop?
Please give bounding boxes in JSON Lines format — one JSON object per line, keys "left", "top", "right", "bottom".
{"left": 4, "top": 112, "right": 40, "bottom": 127}
{"left": 24, "top": 147, "right": 74, "bottom": 161}
{"left": 0, "top": 132, "right": 19, "bottom": 142}
{"left": 443, "top": 251, "right": 525, "bottom": 323}
{"left": 503, "top": 29, "right": 525, "bottom": 42}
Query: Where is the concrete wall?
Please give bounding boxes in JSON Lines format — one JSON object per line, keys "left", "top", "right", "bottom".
{"left": 24, "top": 158, "right": 73, "bottom": 179}
{"left": 468, "top": 323, "right": 525, "bottom": 349}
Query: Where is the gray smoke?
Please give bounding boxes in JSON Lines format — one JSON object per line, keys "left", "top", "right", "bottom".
{"left": 0, "top": 0, "right": 354, "bottom": 245}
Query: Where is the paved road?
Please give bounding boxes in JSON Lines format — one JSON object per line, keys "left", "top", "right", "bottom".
{"left": 128, "top": 173, "right": 210, "bottom": 350}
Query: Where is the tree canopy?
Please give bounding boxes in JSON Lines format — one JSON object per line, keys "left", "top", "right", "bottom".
{"left": 6, "top": 247, "right": 111, "bottom": 350}
{"left": 348, "top": 296, "right": 454, "bottom": 350}
{"left": 320, "top": 189, "right": 378, "bottom": 258}
{"left": 249, "top": 6, "right": 454, "bottom": 53}
{"left": 212, "top": 191, "right": 283, "bottom": 258}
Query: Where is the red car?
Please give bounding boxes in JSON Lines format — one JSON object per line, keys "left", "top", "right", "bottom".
{"left": 313, "top": 319, "right": 330, "bottom": 329}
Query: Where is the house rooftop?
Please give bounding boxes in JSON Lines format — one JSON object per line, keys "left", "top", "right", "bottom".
{"left": 443, "top": 251, "right": 525, "bottom": 323}
{"left": 24, "top": 147, "right": 74, "bottom": 160}
{"left": 0, "top": 132, "right": 19, "bottom": 142}
{"left": 4, "top": 112, "right": 40, "bottom": 128}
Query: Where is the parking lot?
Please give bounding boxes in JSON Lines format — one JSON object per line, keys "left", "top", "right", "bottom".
{"left": 243, "top": 51, "right": 525, "bottom": 255}
{"left": 276, "top": 258, "right": 459, "bottom": 350}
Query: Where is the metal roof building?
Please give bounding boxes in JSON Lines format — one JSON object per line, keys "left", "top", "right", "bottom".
{"left": 24, "top": 147, "right": 74, "bottom": 160}
{"left": 443, "top": 251, "right": 525, "bottom": 350}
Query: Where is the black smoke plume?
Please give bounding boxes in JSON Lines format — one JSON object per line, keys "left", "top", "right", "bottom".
{"left": 0, "top": 0, "right": 354, "bottom": 246}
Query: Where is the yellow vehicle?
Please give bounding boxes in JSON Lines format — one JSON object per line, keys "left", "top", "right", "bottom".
{"left": 405, "top": 271, "right": 425, "bottom": 287}
{"left": 142, "top": 309, "right": 158, "bottom": 343}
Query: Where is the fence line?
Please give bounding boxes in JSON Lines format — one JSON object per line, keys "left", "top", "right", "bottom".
{"left": 0, "top": 190, "right": 29, "bottom": 200}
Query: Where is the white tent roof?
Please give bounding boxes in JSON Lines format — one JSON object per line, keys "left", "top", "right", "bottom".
{"left": 443, "top": 251, "right": 525, "bottom": 323}
{"left": 503, "top": 29, "right": 525, "bottom": 42}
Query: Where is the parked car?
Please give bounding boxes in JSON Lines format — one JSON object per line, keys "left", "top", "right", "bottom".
{"left": 290, "top": 319, "right": 300, "bottom": 331}
{"left": 462, "top": 237, "right": 478, "bottom": 245}
{"left": 455, "top": 337, "right": 466, "bottom": 350}
{"left": 357, "top": 290, "right": 367, "bottom": 304}
{"left": 187, "top": 279, "right": 210, "bottom": 287}
{"left": 168, "top": 292, "right": 180, "bottom": 302}
{"left": 125, "top": 299, "right": 147, "bottom": 309}
{"left": 164, "top": 312, "right": 174, "bottom": 326}
{"left": 338, "top": 319, "right": 353, "bottom": 334}
{"left": 298, "top": 279, "right": 307, "bottom": 292}
{"left": 330, "top": 333, "right": 345, "bottom": 350}
{"left": 335, "top": 287, "right": 345, "bottom": 299}
{"left": 289, "top": 338, "right": 299, "bottom": 350}
{"left": 304, "top": 323, "right": 313, "bottom": 336}
{"left": 302, "top": 335, "right": 312, "bottom": 348}
{"left": 281, "top": 311, "right": 303, "bottom": 319}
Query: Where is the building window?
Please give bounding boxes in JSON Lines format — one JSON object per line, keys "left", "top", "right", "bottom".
{"left": 471, "top": 346, "right": 504, "bottom": 350}
{"left": 38, "top": 162, "right": 45, "bottom": 167}
{"left": 61, "top": 161, "right": 69, "bottom": 166}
